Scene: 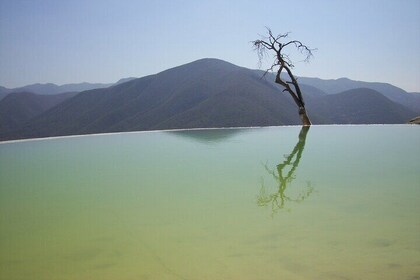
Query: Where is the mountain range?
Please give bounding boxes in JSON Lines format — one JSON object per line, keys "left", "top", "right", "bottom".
{"left": 0, "top": 77, "right": 139, "bottom": 101}
{"left": 0, "top": 58, "right": 418, "bottom": 141}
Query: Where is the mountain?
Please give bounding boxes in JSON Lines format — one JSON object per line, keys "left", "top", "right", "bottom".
{"left": 0, "top": 82, "right": 113, "bottom": 96}
{"left": 297, "top": 77, "right": 420, "bottom": 113}
{"left": 1, "top": 59, "right": 311, "bottom": 140}
{"left": 308, "top": 88, "right": 417, "bottom": 124}
{"left": 237, "top": 70, "right": 418, "bottom": 123}
{"left": 0, "top": 78, "right": 140, "bottom": 97}
{"left": 0, "top": 58, "right": 418, "bottom": 141}
{"left": 0, "top": 91, "right": 77, "bottom": 133}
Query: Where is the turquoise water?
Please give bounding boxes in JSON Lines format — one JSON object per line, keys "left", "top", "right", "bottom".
{"left": 0, "top": 125, "right": 419, "bottom": 279}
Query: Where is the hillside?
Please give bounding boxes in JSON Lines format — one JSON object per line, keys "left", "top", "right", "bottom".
{"left": 298, "top": 77, "right": 420, "bottom": 113}
{"left": 0, "top": 86, "right": 12, "bottom": 101}
{"left": 0, "top": 91, "right": 77, "bottom": 133}
{"left": 309, "top": 88, "right": 417, "bottom": 124}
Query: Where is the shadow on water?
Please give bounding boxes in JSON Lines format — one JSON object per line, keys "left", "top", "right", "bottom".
{"left": 257, "top": 126, "right": 313, "bottom": 215}
{"left": 167, "top": 128, "right": 247, "bottom": 144}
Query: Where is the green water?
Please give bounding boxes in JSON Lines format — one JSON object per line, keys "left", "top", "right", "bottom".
{"left": 0, "top": 125, "right": 419, "bottom": 280}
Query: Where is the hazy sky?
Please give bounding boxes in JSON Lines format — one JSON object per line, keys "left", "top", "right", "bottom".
{"left": 1, "top": 0, "right": 419, "bottom": 91}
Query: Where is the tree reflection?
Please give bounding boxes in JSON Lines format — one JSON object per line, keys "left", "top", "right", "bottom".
{"left": 257, "top": 126, "right": 313, "bottom": 214}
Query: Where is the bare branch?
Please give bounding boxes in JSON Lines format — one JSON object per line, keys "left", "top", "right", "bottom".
{"left": 251, "top": 28, "right": 314, "bottom": 126}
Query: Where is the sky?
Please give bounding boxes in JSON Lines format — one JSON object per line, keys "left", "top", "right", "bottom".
{"left": 0, "top": 0, "right": 419, "bottom": 92}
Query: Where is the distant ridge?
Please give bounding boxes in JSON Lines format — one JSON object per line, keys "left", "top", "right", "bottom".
{"left": 308, "top": 88, "right": 416, "bottom": 124}
{"left": 0, "top": 82, "right": 113, "bottom": 97}
{"left": 298, "top": 76, "right": 420, "bottom": 112}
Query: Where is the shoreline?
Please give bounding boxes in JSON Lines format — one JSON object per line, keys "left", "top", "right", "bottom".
{"left": 0, "top": 124, "right": 414, "bottom": 145}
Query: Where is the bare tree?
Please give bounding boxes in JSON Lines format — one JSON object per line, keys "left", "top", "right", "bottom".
{"left": 252, "top": 28, "right": 315, "bottom": 126}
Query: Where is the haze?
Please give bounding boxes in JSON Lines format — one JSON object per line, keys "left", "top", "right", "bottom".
{"left": 0, "top": 0, "right": 419, "bottom": 92}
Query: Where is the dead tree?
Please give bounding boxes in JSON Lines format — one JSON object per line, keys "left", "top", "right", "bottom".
{"left": 252, "top": 28, "right": 315, "bottom": 126}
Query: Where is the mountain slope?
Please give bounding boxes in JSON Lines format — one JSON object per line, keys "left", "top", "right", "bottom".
{"left": 0, "top": 86, "right": 12, "bottom": 101}
{"left": 0, "top": 91, "right": 77, "bottom": 132}
{"left": 310, "top": 88, "right": 417, "bottom": 124}
{"left": 298, "top": 77, "right": 420, "bottom": 113}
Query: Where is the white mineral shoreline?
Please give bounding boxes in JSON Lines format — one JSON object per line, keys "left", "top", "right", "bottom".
{"left": 0, "top": 124, "right": 413, "bottom": 145}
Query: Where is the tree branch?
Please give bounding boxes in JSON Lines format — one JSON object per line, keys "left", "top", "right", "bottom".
{"left": 252, "top": 28, "right": 314, "bottom": 111}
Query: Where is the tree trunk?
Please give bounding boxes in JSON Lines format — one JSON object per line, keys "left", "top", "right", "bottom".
{"left": 299, "top": 107, "right": 311, "bottom": 126}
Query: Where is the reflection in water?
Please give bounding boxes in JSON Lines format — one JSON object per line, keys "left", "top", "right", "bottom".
{"left": 167, "top": 128, "right": 246, "bottom": 144}
{"left": 257, "top": 126, "right": 313, "bottom": 214}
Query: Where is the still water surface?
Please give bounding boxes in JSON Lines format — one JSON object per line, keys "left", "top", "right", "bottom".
{"left": 0, "top": 126, "right": 419, "bottom": 279}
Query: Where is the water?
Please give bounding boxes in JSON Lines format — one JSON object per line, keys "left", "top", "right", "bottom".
{"left": 0, "top": 125, "right": 419, "bottom": 280}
